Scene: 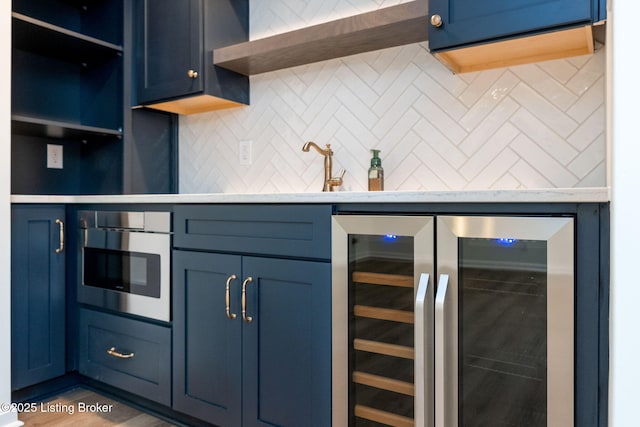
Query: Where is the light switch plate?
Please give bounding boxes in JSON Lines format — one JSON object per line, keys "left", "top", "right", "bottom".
{"left": 239, "top": 140, "right": 252, "bottom": 165}
{"left": 47, "top": 144, "right": 63, "bottom": 169}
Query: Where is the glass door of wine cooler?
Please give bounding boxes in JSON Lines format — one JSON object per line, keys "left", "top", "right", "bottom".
{"left": 436, "top": 216, "right": 574, "bottom": 427}
{"left": 332, "top": 216, "right": 434, "bottom": 427}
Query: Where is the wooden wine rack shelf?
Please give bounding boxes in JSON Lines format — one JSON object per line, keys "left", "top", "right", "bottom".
{"left": 354, "top": 305, "right": 414, "bottom": 324}
{"left": 353, "top": 371, "right": 414, "bottom": 396}
{"left": 354, "top": 338, "right": 414, "bottom": 360}
{"left": 354, "top": 405, "right": 414, "bottom": 427}
{"left": 352, "top": 267, "right": 416, "bottom": 426}
{"left": 353, "top": 338, "right": 414, "bottom": 360}
{"left": 352, "top": 271, "right": 414, "bottom": 288}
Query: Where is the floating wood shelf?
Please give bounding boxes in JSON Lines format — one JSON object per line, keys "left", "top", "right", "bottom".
{"left": 12, "top": 13, "right": 122, "bottom": 64}
{"left": 213, "top": 0, "right": 428, "bottom": 76}
{"left": 354, "top": 338, "right": 414, "bottom": 360}
{"left": 353, "top": 271, "right": 414, "bottom": 288}
{"left": 354, "top": 305, "right": 414, "bottom": 324}
{"left": 353, "top": 371, "right": 414, "bottom": 396}
{"left": 354, "top": 405, "right": 414, "bottom": 427}
{"left": 11, "top": 115, "right": 122, "bottom": 141}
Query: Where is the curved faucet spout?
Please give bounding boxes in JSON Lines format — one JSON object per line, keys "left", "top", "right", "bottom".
{"left": 302, "top": 141, "right": 344, "bottom": 192}
{"left": 302, "top": 141, "right": 332, "bottom": 156}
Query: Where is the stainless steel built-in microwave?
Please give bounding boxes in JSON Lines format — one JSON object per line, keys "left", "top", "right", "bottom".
{"left": 78, "top": 210, "right": 172, "bottom": 322}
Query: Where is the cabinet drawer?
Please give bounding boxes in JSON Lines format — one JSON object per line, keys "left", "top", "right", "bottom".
{"left": 78, "top": 308, "right": 171, "bottom": 406}
{"left": 173, "top": 204, "right": 332, "bottom": 259}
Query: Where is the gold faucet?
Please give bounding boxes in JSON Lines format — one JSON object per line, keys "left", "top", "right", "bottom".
{"left": 302, "top": 141, "right": 345, "bottom": 192}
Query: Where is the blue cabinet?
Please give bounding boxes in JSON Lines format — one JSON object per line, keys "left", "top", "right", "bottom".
{"left": 77, "top": 308, "right": 172, "bottom": 406}
{"left": 428, "top": 0, "right": 604, "bottom": 51}
{"left": 11, "top": 205, "right": 66, "bottom": 390}
{"left": 134, "top": 0, "right": 249, "bottom": 114}
{"left": 173, "top": 251, "right": 332, "bottom": 427}
{"left": 172, "top": 204, "right": 332, "bottom": 426}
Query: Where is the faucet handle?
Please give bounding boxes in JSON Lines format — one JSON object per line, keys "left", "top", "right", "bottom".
{"left": 328, "top": 169, "right": 346, "bottom": 191}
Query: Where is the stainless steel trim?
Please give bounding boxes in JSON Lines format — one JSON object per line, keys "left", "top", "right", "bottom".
{"left": 79, "top": 210, "right": 171, "bottom": 233}
{"left": 331, "top": 215, "right": 435, "bottom": 426}
{"left": 97, "top": 211, "right": 145, "bottom": 230}
{"left": 55, "top": 219, "right": 64, "bottom": 253}
{"left": 226, "top": 274, "right": 238, "bottom": 320}
{"left": 107, "top": 347, "right": 135, "bottom": 359}
{"left": 414, "top": 273, "right": 434, "bottom": 427}
{"left": 434, "top": 274, "right": 453, "bottom": 427}
{"left": 241, "top": 277, "right": 253, "bottom": 323}
{"left": 436, "top": 216, "right": 574, "bottom": 427}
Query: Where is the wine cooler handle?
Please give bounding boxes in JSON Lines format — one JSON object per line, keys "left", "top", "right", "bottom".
{"left": 435, "top": 274, "right": 455, "bottom": 427}
{"left": 414, "top": 273, "right": 434, "bottom": 427}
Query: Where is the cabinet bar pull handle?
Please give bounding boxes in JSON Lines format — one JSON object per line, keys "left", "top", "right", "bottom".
{"left": 107, "top": 347, "right": 135, "bottom": 359}
{"left": 241, "top": 277, "right": 253, "bottom": 323}
{"left": 226, "top": 274, "right": 238, "bottom": 320}
{"left": 55, "top": 219, "right": 64, "bottom": 253}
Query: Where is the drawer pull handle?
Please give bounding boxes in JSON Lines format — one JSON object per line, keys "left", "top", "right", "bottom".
{"left": 226, "top": 274, "right": 238, "bottom": 320}
{"left": 107, "top": 347, "right": 135, "bottom": 359}
{"left": 241, "top": 277, "right": 253, "bottom": 323}
{"left": 55, "top": 219, "right": 64, "bottom": 253}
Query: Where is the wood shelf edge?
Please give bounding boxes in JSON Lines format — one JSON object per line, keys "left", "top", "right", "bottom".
{"left": 213, "top": 0, "right": 428, "bottom": 75}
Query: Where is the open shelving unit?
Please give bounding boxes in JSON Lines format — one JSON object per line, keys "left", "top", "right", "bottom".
{"left": 213, "top": 0, "right": 429, "bottom": 76}
{"left": 11, "top": 0, "right": 124, "bottom": 195}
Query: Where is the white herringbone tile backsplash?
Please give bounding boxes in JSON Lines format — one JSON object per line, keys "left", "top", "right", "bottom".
{"left": 179, "top": 3, "right": 606, "bottom": 194}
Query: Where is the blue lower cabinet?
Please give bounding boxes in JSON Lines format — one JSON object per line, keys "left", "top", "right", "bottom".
{"left": 78, "top": 308, "right": 172, "bottom": 406}
{"left": 173, "top": 250, "right": 332, "bottom": 427}
{"left": 11, "top": 205, "right": 66, "bottom": 390}
{"left": 172, "top": 251, "right": 243, "bottom": 426}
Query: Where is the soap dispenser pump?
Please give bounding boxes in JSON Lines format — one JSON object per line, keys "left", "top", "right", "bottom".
{"left": 368, "top": 149, "right": 384, "bottom": 191}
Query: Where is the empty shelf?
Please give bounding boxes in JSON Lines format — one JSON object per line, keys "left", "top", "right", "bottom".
{"left": 354, "top": 404, "right": 414, "bottom": 427}
{"left": 353, "top": 272, "right": 414, "bottom": 288}
{"left": 354, "top": 305, "right": 414, "bottom": 324}
{"left": 354, "top": 338, "right": 414, "bottom": 360}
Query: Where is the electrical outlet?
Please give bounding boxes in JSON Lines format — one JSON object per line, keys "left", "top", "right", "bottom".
{"left": 239, "top": 140, "right": 253, "bottom": 165}
{"left": 47, "top": 144, "right": 63, "bottom": 169}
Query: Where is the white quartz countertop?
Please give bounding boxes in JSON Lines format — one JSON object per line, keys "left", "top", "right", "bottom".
{"left": 11, "top": 187, "right": 610, "bottom": 204}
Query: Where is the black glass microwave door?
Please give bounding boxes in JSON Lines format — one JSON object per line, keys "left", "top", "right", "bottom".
{"left": 458, "top": 238, "right": 547, "bottom": 427}
{"left": 83, "top": 247, "right": 161, "bottom": 298}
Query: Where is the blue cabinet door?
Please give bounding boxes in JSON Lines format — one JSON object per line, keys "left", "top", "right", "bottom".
{"left": 428, "top": 0, "right": 594, "bottom": 51}
{"left": 173, "top": 250, "right": 243, "bottom": 426}
{"left": 11, "top": 205, "right": 66, "bottom": 390}
{"left": 135, "top": 0, "right": 203, "bottom": 103}
{"left": 242, "top": 257, "right": 332, "bottom": 427}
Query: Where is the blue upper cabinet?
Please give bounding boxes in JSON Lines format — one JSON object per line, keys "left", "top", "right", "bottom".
{"left": 428, "top": 0, "right": 602, "bottom": 51}
{"left": 134, "top": 0, "right": 249, "bottom": 115}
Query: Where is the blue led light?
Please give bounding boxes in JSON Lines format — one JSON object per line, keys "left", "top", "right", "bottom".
{"left": 496, "top": 238, "right": 517, "bottom": 246}
{"left": 384, "top": 234, "right": 398, "bottom": 241}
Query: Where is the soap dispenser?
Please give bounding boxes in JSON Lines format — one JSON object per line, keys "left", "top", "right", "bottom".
{"left": 368, "top": 149, "right": 384, "bottom": 191}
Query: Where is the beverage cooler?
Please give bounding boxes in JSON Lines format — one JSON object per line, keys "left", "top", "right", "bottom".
{"left": 332, "top": 215, "right": 574, "bottom": 427}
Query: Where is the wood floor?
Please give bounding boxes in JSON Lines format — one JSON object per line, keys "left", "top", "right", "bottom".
{"left": 18, "top": 388, "right": 177, "bottom": 426}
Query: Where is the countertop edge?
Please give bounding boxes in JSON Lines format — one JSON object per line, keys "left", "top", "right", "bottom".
{"left": 10, "top": 188, "right": 611, "bottom": 204}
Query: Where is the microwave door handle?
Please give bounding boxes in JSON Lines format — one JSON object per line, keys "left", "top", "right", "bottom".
{"left": 435, "top": 274, "right": 455, "bottom": 427}
{"left": 414, "top": 273, "right": 434, "bottom": 427}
